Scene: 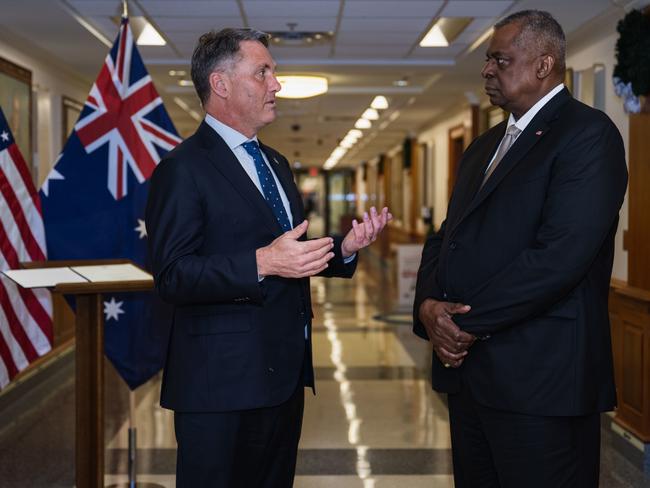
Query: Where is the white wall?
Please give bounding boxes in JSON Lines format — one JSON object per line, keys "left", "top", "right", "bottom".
{"left": 566, "top": 30, "right": 629, "bottom": 280}
{"left": 0, "top": 37, "right": 89, "bottom": 188}
{"left": 417, "top": 109, "right": 471, "bottom": 227}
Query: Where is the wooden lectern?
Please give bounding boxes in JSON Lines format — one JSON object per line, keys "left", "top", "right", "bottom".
{"left": 18, "top": 259, "right": 153, "bottom": 488}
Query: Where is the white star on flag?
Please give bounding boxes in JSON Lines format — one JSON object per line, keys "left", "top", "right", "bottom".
{"left": 40, "top": 160, "right": 65, "bottom": 197}
{"left": 104, "top": 297, "right": 125, "bottom": 321}
{"left": 1, "top": 131, "right": 8, "bottom": 142}
{"left": 134, "top": 219, "right": 147, "bottom": 239}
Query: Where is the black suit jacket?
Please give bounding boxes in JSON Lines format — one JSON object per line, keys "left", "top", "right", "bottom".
{"left": 146, "top": 121, "right": 356, "bottom": 413}
{"left": 414, "top": 89, "right": 628, "bottom": 416}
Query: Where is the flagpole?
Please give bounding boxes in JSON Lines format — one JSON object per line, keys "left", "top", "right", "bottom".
{"left": 122, "top": 0, "right": 128, "bottom": 18}
{"left": 105, "top": 387, "right": 165, "bottom": 488}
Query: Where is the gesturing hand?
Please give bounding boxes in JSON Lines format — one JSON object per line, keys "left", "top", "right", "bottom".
{"left": 418, "top": 298, "right": 475, "bottom": 368}
{"left": 341, "top": 206, "right": 393, "bottom": 258}
{"left": 256, "top": 220, "right": 335, "bottom": 278}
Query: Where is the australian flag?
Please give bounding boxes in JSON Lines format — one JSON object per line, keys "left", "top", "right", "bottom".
{"left": 40, "top": 17, "right": 182, "bottom": 389}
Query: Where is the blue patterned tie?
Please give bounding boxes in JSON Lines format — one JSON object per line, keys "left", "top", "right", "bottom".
{"left": 241, "top": 141, "right": 292, "bottom": 232}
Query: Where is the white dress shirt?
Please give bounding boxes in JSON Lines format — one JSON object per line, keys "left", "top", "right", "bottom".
{"left": 204, "top": 113, "right": 294, "bottom": 227}
{"left": 485, "top": 83, "right": 565, "bottom": 174}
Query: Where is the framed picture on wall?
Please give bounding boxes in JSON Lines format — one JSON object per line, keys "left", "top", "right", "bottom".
{"left": 61, "top": 96, "right": 84, "bottom": 147}
{"left": 0, "top": 56, "right": 32, "bottom": 168}
{"left": 485, "top": 105, "right": 506, "bottom": 130}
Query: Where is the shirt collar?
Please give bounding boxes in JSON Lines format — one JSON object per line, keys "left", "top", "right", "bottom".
{"left": 204, "top": 113, "right": 258, "bottom": 149}
{"left": 508, "top": 83, "right": 565, "bottom": 132}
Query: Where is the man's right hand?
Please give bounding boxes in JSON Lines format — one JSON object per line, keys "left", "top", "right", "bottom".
{"left": 418, "top": 298, "right": 475, "bottom": 368}
{"left": 256, "top": 220, "right": 334, "bottom": 278}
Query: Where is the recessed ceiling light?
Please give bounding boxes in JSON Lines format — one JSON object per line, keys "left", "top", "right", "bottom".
{"left": 371, "top": 96, "right": 389, "bottom": 109}
{"left": 276, "top": 75, "right": 328, "bottom": 99}
{"left": 128, "top": 17, "right": 166, "bottom": 46}
{"left": 420, "top": 24, "right": 448, "bottom": 47}
{"left": 420, "top": 17, "right": 473, "bottom": 48}
{"left": 355, "top": 118, "right": 372, "bottom": 129}
{"left": 393, "top": 79, "right": 409, "bottom": 87}
{"left": 362, "top": 108, "right": 379, "bottom": 121}
{"left": 169, "top": 70, "right": 187, "bottom": 76}
{"left": 178, "top": 79, "right": 194, "bottom": 87}
{"left": 137, "top": 22, "right": 166, "bottom": 45}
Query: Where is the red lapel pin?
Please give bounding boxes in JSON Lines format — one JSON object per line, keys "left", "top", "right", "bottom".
{"left": 535, "top": 130, "right": 543, "bottom": 136}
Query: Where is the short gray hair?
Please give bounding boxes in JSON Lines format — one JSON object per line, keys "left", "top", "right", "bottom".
{"left": 495, "top": 10, "right": 566, "bottom": 74}
{"left": 190, "top": 28, "right": 269, "bottom": 105}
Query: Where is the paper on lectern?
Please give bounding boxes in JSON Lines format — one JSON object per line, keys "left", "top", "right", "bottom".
{"left": 70, "top": 263, "right": 152, "bottom": 282}
{"left": 1, "top": 267, "right": 88, "bottom": 288}
{"left": 2, "top": 263, "right": 152, "bottom": 289}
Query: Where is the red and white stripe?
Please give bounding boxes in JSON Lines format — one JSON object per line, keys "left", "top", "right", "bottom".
{"left": 0, "top": 138, "right": 53, "bottom": 389}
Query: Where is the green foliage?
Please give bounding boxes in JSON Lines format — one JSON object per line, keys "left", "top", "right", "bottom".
{"left": 614, "top": 9, "right": 650, "bottom": 96}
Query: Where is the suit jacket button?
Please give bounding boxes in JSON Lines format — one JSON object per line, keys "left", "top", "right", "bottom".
{"left": 268, "top": 367, "right": 275, "bottom": 373}
{"left": 449, "top": 241, "right": 458, "bottom": 250}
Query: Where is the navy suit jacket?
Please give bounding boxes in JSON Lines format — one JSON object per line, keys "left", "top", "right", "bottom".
{"left": 146, "top": 121, "right": 356, "bottom": 413}
{"left": 414, "top": 89, "right": 628, "bottom": 416}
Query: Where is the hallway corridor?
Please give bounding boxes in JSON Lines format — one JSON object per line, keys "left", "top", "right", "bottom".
{"left": 0, "top": 262, "right": 647, "bottom": 487}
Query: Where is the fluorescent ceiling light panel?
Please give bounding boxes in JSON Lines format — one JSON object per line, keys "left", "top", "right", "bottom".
{"left": 420, "top": 24, "right": 448, "bottom": 47}
{"left": 276, "top": 75, "right": 328, "bottom": 99}
{"left": 420, "top": 17, "right": 473, "bottom": 47}
{"left": 137, "top": 22, "right": 166, "bottom": 45}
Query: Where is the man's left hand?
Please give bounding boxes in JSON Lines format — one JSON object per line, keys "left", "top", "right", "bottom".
{"left": 341, "top": 206, "right": 392, "bottom": 258}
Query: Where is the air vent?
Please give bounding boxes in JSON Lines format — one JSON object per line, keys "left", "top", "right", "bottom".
{"left": 268, "top": 30, "right": 333, "bottom": 47}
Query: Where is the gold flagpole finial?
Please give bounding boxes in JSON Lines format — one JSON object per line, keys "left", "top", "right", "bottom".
{"left": 122, "top": 0, "right": 128, "bottom": 18}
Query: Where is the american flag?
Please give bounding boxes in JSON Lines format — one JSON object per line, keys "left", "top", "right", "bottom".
{"left": 40, "top": 17, "right": 181, "bottom": 389}
{"left": 0, "top": 107, "right": 53, "bottom": 390}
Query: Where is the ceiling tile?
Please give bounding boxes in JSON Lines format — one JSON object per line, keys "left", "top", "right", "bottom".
{"left": 140, "top": 1, "right": 242, "bottom": 17}
{"left": 334, "top": 45, "right": 410, "bottom": 58}
{"left": 270, "top": 45, "right": 332, "bottom": 61}
{"left": 343, "top": 1, "right": 443, "bottom": 17}
{"left": 247, "top": 17, "right": 337, "bottom": 31}
{"left": 339, "top": 17, "right": 431, "bottom": 32}
{"left": 440, "top": 1, "right": 514, "bottom": 18}
{"left": 67, "top": 1, "right": 123, "bottom": 16}
{"left": 336, "top": 31, "right": 421, "bottom": 45}
{"left": 244, "top": 1, "right": 341, "bottom": 17}
{"left": 155, "top": 16, "right": 244, "bottom": 32}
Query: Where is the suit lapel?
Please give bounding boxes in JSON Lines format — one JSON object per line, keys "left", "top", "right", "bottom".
{"left": 195, "top": 122, "right": 282, "bottom": 235}
{"left": 451, "top": 88, "right": 571, "bottom": 232}
{"left": 448, "top": 126, "right": 504, "bottom": 232}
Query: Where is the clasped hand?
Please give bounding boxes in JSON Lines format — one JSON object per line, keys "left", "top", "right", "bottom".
{"left": 418, "top": 298, "right": 475, "bottom": 368}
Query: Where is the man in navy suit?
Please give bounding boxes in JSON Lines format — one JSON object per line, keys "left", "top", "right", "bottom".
{"left": 414, "top": 10, "right": 627, "bottom": 488}
{"left": 146, "top": 28, "right": 390, "bottom": 487}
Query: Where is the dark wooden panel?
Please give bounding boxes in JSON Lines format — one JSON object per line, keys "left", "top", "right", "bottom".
{"left": 409, "top": 137, "right": 420, "bottom": 233}
{"left": 610, "top": 281, "right": 650, "bottom": 441}
{"left": 628, "top": 114, "right": 650, "bottom": 289}
{"left": 622, "top": 322, "right": 644, "bottom": 413}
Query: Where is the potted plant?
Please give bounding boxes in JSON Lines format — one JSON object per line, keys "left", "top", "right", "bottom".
{"left": 613, "top": 9, "right": 650, "bottom": 113}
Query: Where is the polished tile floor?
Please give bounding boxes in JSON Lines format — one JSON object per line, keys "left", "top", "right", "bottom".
{"left": 0, "top": 262, "right": 648, "bottom": 487}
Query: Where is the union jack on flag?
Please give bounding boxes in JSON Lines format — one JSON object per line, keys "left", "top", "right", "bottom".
{"left": 40, "top": 16, "right": 182, "bottom": 389}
